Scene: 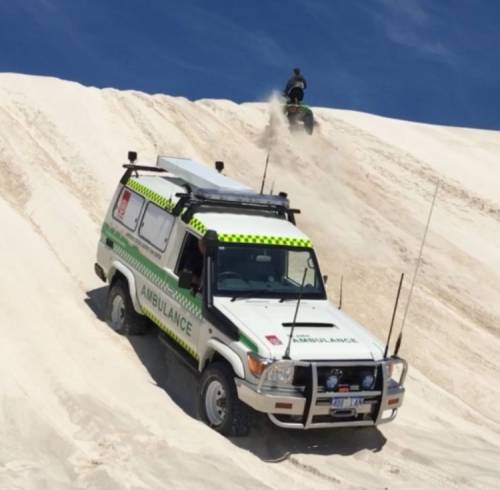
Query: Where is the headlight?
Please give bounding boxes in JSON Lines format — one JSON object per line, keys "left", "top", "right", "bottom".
{"left": 266, "top": 362, "right": 295, "bottom": 385}
{"left": 387, "top": 361, "right": 404, "bottom": 384}
{"left": 247, "top": 352, "right": 272, "bottom": 377}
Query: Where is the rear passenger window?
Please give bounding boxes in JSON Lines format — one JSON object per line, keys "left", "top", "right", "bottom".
{"left": 139, "top": 202, "right": 174, "bottom": 252}
{"left": 113, "top": 187, "right": 145, "bottom": 231}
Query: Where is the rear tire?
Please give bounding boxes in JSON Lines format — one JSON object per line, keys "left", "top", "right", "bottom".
{"left": 105, "top": 278, "right": 149, "bottom": 335}
{"left": 198, "top": 362, "right": 251, "bottom": 437}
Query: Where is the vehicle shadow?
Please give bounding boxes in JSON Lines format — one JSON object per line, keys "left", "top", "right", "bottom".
{"left": 85, "top": 287, "right": 387, "bottom": 462}
{"left": 85, "top": 287, "right": 199, "bottom": 417}
{"left": 229, "top": 414, "right": 386, "bottom": 462}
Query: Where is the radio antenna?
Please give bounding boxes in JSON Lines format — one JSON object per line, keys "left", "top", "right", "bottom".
{"left": 283, "top": 267, "right": 308, "bottom": 360}
{"left": 394, "top": 179, "right": 440, "bottom": 356}
{"left": 383, "top": 273, "right": 405, "bottom": 358}
{"left": 259, "top": 151, "right": 271, "bottom": 194}
{"left": 338, "top": 275, "right": 343, "bottom": 309}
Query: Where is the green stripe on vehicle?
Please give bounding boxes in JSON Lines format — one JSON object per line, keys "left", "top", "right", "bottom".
{"left": 101, "top": 223, "right": 202, "bottom": 318}
{"left": 142, "top": 305, "right": 199, "bottom": 360}
{"left": 240, "top": 333, "right": 258, "bottom": 353}
{"left": 127, "top": 179, "right": 174, "bottom": 211}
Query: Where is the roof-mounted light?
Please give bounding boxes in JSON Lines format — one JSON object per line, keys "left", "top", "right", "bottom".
{"left": 193, "top": 188, "right": 290, "bottom": 208}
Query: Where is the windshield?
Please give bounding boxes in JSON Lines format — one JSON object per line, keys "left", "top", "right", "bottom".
{"left": 213, "top": 244, "right": 326, "bottom": 299}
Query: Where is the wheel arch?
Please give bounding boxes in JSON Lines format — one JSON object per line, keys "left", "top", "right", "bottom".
{"left": 202, "top": 339, "right": 245, "bottom": 379}
{"left": 108, "top": 261, "right": 142, "bottom": 314}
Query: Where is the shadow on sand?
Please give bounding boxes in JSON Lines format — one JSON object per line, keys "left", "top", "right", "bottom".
{"left": 85, "top": 287, "right": 387, "bottom": 462}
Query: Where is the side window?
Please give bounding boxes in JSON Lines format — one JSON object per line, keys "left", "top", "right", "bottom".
{"left": 113, "top": 187, "right": 144, "bottom": 231}
{"left": 286, "top": 250, "right": 318, "bottom": 287}
{"left": 138, "top": 202, "right": 174, "bottom": 252}
{"left": 176, "top": 233, "right": 203, "bottom": 276}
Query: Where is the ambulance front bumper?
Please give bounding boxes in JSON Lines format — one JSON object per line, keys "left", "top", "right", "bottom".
{"left": 235, "top": 358, "right": 407, "bottom": 429}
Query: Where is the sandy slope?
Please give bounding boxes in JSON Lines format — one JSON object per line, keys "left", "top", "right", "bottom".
{"left": 0, "top": 73, "right": 499, "bottom": 489}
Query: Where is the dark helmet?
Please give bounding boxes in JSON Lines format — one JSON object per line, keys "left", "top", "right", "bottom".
{"left": 293, "top": 67, "right": 301, "bottom": 75}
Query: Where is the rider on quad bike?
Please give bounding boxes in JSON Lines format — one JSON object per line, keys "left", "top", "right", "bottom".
{"left": 283, "top": 68, "right": 314, "bottom": 135}
{"left": 283, "top": 67, "right": 307, "bottom": 103}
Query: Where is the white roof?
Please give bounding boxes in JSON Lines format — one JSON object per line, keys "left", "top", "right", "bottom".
{"left": 196, "top": 212, "right": 309, "bottom": 241}
{"left": 127, "top": 157, "right": 311, "bottom": 243}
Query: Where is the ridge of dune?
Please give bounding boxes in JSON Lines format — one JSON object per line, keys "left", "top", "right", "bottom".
{"left": 1, "top": 73, "right": 500, "bottom": 489}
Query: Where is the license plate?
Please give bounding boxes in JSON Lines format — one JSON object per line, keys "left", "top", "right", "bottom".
{"left": 331, "top": 397, "right": 364, "bottom": 409}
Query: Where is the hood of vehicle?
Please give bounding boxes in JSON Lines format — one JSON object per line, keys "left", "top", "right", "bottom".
{"left": 215, "top": 297, "right": 385, "bottom": 361}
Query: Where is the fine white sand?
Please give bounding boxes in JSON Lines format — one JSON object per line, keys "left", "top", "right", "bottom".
{"left": 1, "top": 73, "right": 500, "bottom": 489}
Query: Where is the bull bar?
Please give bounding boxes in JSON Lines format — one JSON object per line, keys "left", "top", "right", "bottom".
{"left": 236, "top": 357, "right": 407, "bottom": 429}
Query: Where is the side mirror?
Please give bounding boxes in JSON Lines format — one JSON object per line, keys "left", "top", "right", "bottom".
{"left": 178, "top": 270, "right": 193, "bottom": 289}
{"left": 323, "top": 274, "right": 328, "bottom": 285}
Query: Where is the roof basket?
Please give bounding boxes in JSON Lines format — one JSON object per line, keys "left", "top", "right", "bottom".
{"left": 120, "top": 152, "right": 301, "bottom": 223}
{"left": 173, "top": 188, "right": 300, "bottom": 225}
{"left": 120, "top": 163, "right": 166, "bottom": 185}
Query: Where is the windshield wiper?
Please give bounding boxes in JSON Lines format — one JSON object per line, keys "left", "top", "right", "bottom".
{"left": 230, "top": 291, "right": 272, "bottom": 302}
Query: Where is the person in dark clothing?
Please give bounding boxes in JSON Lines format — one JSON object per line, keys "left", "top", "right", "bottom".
{"left": 181, "top": 238, "right": 206, "bottom": 290}
{"left": 284, "top": 67, "right": 307, "bottom": 103}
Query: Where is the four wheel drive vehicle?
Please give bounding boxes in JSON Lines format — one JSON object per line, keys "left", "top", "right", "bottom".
{"left": 284, "top": 102, "right": 314, "bottom": 135}
{"left": 95, "top": 153, "right": 407, "bottom": 436}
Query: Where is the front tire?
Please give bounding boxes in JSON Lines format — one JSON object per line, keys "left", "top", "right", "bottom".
{"left": 105, "top": 279, "right": 149, "bottom": 335}
{"left": 198, "top": 362, "right": 251, "bottom": 437}
{"left": 303, "top": 113, "right": 314, "bottom": 135}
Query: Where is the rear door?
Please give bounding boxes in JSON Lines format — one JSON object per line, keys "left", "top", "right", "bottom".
{"left": 134, "top": 207, "right": 202, "bottom": 361}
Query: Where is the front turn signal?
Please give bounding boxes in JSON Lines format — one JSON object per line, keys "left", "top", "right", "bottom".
{"left": 247, "top": 352, "right": 271, "bottom": 378}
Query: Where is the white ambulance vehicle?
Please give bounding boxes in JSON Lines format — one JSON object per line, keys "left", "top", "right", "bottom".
{"left": 95, "top": 152, "right": 407, "bottom": 436}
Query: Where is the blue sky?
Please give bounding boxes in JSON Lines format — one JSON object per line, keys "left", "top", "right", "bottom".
{"left": 1, "top": 0, "right": 499, "bottom": 129}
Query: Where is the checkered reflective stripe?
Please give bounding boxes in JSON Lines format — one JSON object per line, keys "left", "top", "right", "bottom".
{"left": 218, "top": 233, "right": 312, "bottom": 248}
{"left": 102, "top": 224, "right": 202, "bottom": 320}
{"left": 126, "top": 178, "right": 174, "bottom": 211}
{"left": 141, "top": 306, "right": 199, "bottom": 360}
{"left": 112, "top": 243, "right": 202, "bottom": 320}
{"left": 188, "top": 216, "right": 206, "bottom": 235}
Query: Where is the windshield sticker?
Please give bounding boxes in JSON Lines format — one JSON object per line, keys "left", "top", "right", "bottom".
{"left": 265, "top": 335, "right": 283, "bottom": 345}
{"left": 292, "top": 334, "right": 357, "bottom": 344}
{"left": 116, "top": 189, "right": 131, "bottom": 220}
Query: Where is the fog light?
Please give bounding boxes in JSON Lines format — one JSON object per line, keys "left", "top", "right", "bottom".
{"left": 325, "top": 369, "right": 342, "bottom": 391}
{"left": 361, "top": 373, "right": 375, "bottom": 390}
{"left": 325, "top": 374, "right": 339, "bottom": 391}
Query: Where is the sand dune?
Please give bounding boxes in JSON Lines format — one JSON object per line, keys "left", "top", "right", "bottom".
{"left": 1, "top": 73, "right": 500, "bottom": 489}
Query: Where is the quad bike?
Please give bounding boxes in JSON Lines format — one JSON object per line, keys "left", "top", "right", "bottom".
{"left": 284, "top": 101, "right": 314, "bottom": 135}
{"left": 282, "top": 86, "right": 314, "bottom": 135}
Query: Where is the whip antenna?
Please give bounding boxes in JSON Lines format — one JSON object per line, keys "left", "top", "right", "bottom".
{"left": 338, "top": 275, "right": 343, "bottom": 309}
{"left": 259, "top": 151, "right": 271, "bottom": 194}
{"left": 394, "top": 180, "right": 440, "bottom": 356}
{"left": 383, "top": 273, "right": 405, "bottom": 358}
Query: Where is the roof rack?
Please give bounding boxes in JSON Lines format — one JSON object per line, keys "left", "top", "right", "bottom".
{"left": 120, "top": 164, "right": 166, "bottom": 185}
{"left": 120, "top": 152, "right": 301, "bottom": 223}
{"left": 173, "top": 188, "right": 300, "bottom": 225}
